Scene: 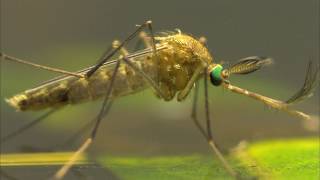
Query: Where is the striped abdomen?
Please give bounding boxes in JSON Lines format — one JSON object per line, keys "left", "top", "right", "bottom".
{"left": 6, "top": 59, "right": 153, "bottom": 111}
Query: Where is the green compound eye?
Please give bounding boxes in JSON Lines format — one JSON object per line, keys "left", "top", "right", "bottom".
{"left": 209, "top": 64, "right": 224, "bottom": 86}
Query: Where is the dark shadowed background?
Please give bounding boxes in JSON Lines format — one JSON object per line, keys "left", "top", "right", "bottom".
{"left": 1, "top": 0, "right": 319, "bottom": 169}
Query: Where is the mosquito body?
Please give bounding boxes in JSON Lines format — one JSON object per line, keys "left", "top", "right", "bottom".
{"left": 6, "top": 33, "right": 211, "bottom": 111}
{"left": 1, "top": 21, "right": 318, "bottom": 180}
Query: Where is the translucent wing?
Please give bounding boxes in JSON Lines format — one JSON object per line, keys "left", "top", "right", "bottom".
{"left": 32, "top": 46, "right": 166, "bottom": 91}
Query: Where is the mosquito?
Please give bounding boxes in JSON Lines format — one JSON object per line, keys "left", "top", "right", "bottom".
{"left": 1, "top": 20, "right": 319, "bottom": 180}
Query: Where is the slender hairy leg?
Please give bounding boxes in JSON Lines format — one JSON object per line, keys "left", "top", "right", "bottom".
{"left": 203, "top": 69, "right": 237, "bottom": 177}
{"left": 16, "top": 102, "right": 114, "bottom": 154}
{"left": 53, "top": 20, "right": 161, "bottom": 178}
{"left": 52, "top": 39, "right": 127, "bottom": 149}
{"left": 53, "top": 53, "right": 168, "bottom": 179}
{"left": 3, "top": 20, "right": 159, "bottom": 180}
{"left": 53, "top": 48, "right": 170, "bottom": 179}
{"left": 0, "top": 53, "right": 84, "bottom": 78}
{"left": 53, "top": 39, "right": 127, "bottom": 149}
{"left": 86, "top": 20, "right": 154, "bottom": 78}
{"left": 1, "top": 108, "right": 59, "bottom": 143}
{"left": 177, "top": 36, "right": 208, "bottom": 101}
{"left": 177, "top": 65, "right": 204, "bottom": 101}
{"left": 190, "top": 82, "right": 207, "bottom": 138}
{"left": 52, "top": 101, "right": 113, "bottom": 150}
{"left": 133, "top": 31, "right": 152, "bottom": 52}
{"left": 53, "top": 61, "right": 121, "bottom": 180}
{"left": 93, "top": 21, "right": 163, "bottom": 98}
{"left": 190, "top": 74, "right": 237, "bottom": 178}
{"left": 139, "top": 31, "right": 152, "bottom": 48}
{"left": 121, "top": 56, "right": 167, "bottom": 99}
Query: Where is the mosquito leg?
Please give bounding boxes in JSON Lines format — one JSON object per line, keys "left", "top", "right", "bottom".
{"left": 1, "top": 108, "right": 60, "bottom": 144}
{"left": 112, "top": 40, "right": 129, "bottom": 56}
{"left": 88, "top": 20, "right": 160, "bottom": 86}
{"left": 144, "top": 22, "right": 157, "bottom": 56}
{"left": 50, "top": 39, "right": 124, "bottom": 150}
{"left": 0, "top": 53, "right": 84, "bottom": 78}
{"left": 203, "top": 69, "right": 237, "bottom": 178}
{"left": 139, "top": 31, "right": 152, "bottom": 48}
{"left": 190, "top": 82, "right": 207, "bottom": 138}
{"left": 53, "top": 61, "right": 121, "bottom": 180}
{"left": 53, "top": 20, "right": 156, "bottom": 179}
{"left": 17, "top": 115, "right": 97, "bottom": 153}
{"left": 57, "top": 101, "right": 113, "bottom": 149}
{"left": 190, "top": 79, "right": 236, "bottom": 177}
{"left": 88, "top": 20, "right": 164, "bottom": 96}
{"left": 121, "top": 56, "right": 168, "bottom": 99}
{"left": 144, "top": 21, "right": 162, "bottom": 86}
{"left": 133, "top": 31, "right": 151, "bottom": 51}
{"left": 53, "top": 39, "right": 158, "bottom": 175}
{"left": 177, "top": 36, "right": 209, "bottom": 101}
{"left": 24, "top": 101, "right": 114, "bottom": 153}
{"left": 177, "top": 65, "right": 204, "bottom": 101}
{"left": 203, "top": 71, "right": 213, "bottom": 139}
{"left": 86, "top": 20, "right": 154, "bottom": 77}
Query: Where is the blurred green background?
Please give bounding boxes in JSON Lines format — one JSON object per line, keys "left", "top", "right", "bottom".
{"left": 1, "top": 0, "right": 319, "bottom": 159}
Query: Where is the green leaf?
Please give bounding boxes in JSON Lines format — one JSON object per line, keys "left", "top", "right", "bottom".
{"left": 1, "top": 138, "right": 318, "bottom": 179}
{"left": 99, "top": 155, "right": 250, "bottom": 180}
{"left": 234, "top": 138, "right": 319, "bottom": 180}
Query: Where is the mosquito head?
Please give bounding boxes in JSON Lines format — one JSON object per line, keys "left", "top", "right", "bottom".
{"left": 208, "top": 64, "right": 227, "bottom": 86}
{"left": 208, "top": 56, "right": 273, "bottom": 86}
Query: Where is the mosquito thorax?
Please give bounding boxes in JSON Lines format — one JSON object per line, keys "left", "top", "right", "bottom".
{"left": 209, "top": 64, "right": 225, "bottom": 86}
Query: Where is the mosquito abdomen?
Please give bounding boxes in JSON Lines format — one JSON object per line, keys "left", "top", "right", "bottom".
{"left": 6, "top": 60, "right": 152, "bottom": 111}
